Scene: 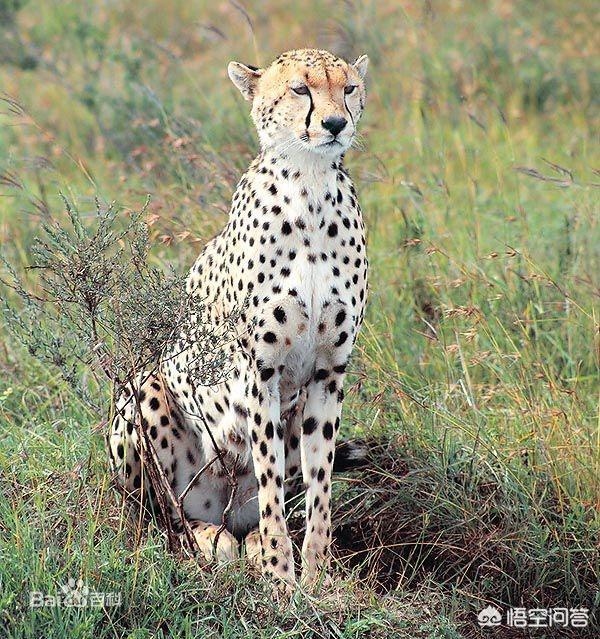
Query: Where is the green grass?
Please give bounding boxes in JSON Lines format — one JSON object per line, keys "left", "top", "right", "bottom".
{"left": 0, "top": 0, "right": 598, "bottom": 637}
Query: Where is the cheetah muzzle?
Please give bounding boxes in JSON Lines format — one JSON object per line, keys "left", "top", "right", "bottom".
{"left": 109, "top": 48, "right": 369, "bottom": 590}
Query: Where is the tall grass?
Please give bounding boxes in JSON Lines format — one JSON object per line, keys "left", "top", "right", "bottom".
{"left": 0, "top": 0, "right": 598, "bottom": 636}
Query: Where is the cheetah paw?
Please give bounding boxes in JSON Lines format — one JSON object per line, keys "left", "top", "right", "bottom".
{"left": 300, "top": 567, "right": 333, "bottom": 592}
{"left": 243, "top": 528, "right": 262, "bottom": 571}
{"left": 191, "top": 523, "right": 239, "bottom": 564}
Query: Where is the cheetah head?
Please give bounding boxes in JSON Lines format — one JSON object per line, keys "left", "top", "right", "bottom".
{"left": 228, "top": 49, "right": 368, "bottom": 159}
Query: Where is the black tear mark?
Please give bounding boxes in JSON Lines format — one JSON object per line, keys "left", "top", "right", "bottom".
{"left": 305, "top": 88, "right": 314, "bottom": 130}
{"left": 344, "top": 93, "right": 355, "bottom": 126}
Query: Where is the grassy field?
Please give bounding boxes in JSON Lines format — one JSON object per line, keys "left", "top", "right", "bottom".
{"left": 0, "top": 0, "right": 598, "bottom": 637}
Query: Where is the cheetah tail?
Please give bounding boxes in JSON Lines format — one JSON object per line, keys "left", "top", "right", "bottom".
{"left": 333, "top": 439, "right": 369, "bottom": 472}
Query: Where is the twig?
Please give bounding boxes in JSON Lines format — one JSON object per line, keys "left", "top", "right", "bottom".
{"left": 214, "top": 454, "right": 239, "bottom": 554}
{"left": 178, "top": 454, "right": 220, "bottom": 505}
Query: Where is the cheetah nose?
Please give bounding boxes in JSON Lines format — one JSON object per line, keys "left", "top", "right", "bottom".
{"left": 321, "top": 116, "right": 347, "bottom": 137}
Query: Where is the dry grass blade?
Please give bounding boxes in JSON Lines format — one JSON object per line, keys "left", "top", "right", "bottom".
{"left": 0, "top": 93, "right": 26, "bottom": 116}
{"left": 0, "top": 170, "right": 24, "bottom": 190}
{"left": 514, "top": 165, "right": 572, "bottom": 187}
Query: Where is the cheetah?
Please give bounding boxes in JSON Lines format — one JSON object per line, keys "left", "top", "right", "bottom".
{"left": 109, "top": 48, "right": 369, "bottom": 588}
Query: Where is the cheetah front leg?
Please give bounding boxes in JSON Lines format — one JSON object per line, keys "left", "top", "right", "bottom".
{"left": 246, "top": 367, "right": 295, "bottom": 586}
{"left": 299, "top": 360, "right": 347, "bottom": 587}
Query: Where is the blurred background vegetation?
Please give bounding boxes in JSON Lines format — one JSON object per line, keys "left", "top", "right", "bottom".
{"left": 0, "top": 1, "right": 598, "bottom": 637}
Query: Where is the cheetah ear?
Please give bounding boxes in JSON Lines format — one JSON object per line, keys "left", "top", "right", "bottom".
{"left": 228, "top": 61, "right": 263, "bottom": 101}
{"left": 352, "top": 54, "right": 369, "bottom": 80}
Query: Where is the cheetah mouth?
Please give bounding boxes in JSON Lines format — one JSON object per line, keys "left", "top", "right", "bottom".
{"left": 316, "top": 139, "right": 343, "bottom": 149}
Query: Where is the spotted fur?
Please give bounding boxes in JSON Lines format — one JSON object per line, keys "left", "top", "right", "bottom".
{"left": 109, "top": 48, "right": 369, "bottom": 589}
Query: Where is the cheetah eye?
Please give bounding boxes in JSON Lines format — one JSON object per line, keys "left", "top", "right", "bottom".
{"left": 292, "top": 85, "right": 310, "bottom": 95}
{"left": 344, "top": 85, "right": 357, "bottom": 95}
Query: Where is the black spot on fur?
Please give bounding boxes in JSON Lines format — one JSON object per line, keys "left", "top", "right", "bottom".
{"left": 303, "top": 417, "right": 317, "bottom": 435}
